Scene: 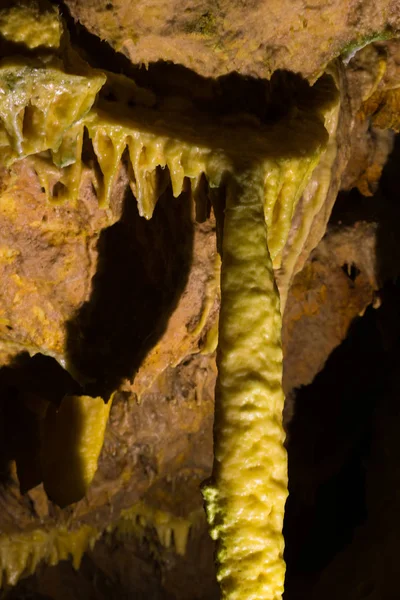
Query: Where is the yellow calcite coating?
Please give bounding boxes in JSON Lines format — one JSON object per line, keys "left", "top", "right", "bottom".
{"left": 41, "top": 395, "right": 112, "bottom": 507}
{"left": 0, "top": 61, "right": 105, "bottom": 164}
{"left": 115, "top": 502, "right": 204, "bottom": 556}
{"left": 277, "top": 67, "right": 341, "bottom": 310}
{"left": 203, "top": 168, "right": 287, "bottom": 600}
{"left": 0, "top": 1, "right": 62, "bottom": 50}
{"left": 0, "top": 524, "right": 99, "bottom": 588}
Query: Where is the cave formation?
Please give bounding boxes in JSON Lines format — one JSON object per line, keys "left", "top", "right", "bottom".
{"left": 1, "top": 1, "right": 400, "bottom": 599}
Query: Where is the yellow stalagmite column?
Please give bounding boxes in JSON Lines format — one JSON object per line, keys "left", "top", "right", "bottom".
{"left": 203, "top": 166, "right": 288, "bottom": 600}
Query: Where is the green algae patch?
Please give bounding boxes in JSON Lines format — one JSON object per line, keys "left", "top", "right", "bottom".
{"left": 186, "top": 12, "right": 218, "bottom": 37}
{"left": 340, "top": 29, "right": 396, "bottom": 62}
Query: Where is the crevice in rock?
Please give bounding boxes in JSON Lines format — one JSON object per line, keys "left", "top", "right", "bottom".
{"left": 341, "top": 262, "right": 360, "bottom": 282}
{"left": 0, "top": 352, "right": 81, "bottom": 491}
{"left": 65, "top": 182, "right": 194, "bottom": 399}
{"left": 283, "top": 302, "right": 386, "bottom": 598}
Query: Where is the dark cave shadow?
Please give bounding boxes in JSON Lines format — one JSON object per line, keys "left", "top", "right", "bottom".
{"left": 284, "top": 133, "right": 400, "bottom": 599}
{"left": 40, "top": 394, "right": 91, "bottom": 508}
{"left": 0, "top": 352, "right": 81, "bottom": 492}
{"left": 65, "top": 183, "right": 194, "bottom": 399}
{"left": 283, "top": 306, "right": 386, "bottom": 596}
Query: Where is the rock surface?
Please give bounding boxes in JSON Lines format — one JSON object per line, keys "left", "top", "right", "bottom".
{"left": 65, "top": 0, "right": 400, "bottom": 81}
